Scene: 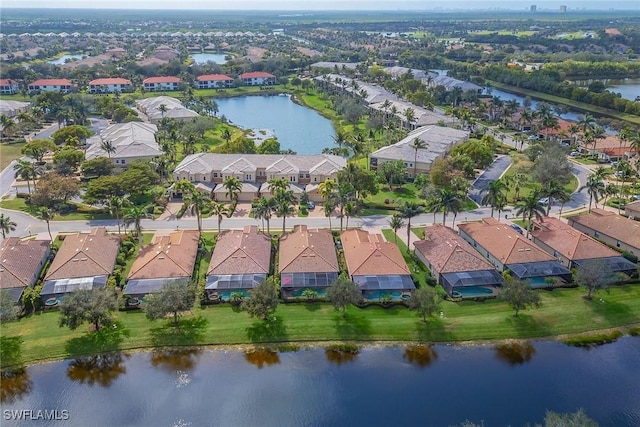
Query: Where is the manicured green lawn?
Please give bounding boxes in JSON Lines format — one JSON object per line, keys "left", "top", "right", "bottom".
{"left": 3, "top": 284, "right": 640, "bottom": 367}
{"left": 365, "top": 184, "right": 422, "bottom": 206}
{"left": 502, "top": 153, "right": 578, "bottom": 202}
{"left": 0, "top": 198, "right": 112, "bottom": 220}
{"left": 0, "top": 141, "right": 26, "bottom": 170}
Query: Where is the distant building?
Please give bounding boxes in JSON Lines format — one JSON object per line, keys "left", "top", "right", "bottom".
{"left": 196, "top": 74, "right": 234, "bottom": 89}
{"left": 135, "top": 96, "right": 199, "bottom": 123}
{"left": 567, "top": 209, "right": 640, "bottom": 255}
{"left": 239, "top": 71, "right": 276, "bottom": 86}
{"left": 89, "top": 77, "right": 133, "bottom": 94}
{"left": 530, "top": 5, "right": 537, "bottom": 13}
{"left": 142, "top": 76, "right": 181, "bottom": 92}
{"left": 85, "top": 122, "right": 162, "bottom": 168}
{"left": 0, "top": 79, "right": 19, "bottom": 94}
{"left": 28, "top": 78, "right": 72, "bottom": 93}
{"left": 560, "top": 5, "right": 567, "bottom": 13}
{"left": 0, "top": 238, "right": 51, "bottom": 304}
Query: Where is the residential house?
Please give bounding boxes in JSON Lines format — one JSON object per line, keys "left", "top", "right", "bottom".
{"left": 28, "top": 78, "right": 72, "bottom": 93}
{"left": 172, "top": 154, "right": 346, "bottom": 201}
{"left": 369, "top": 126, "right": 469, "bottom": 177}
{"left": 135, "top": 96, "right": 199, "bottom": 123}
{"left": 278, "top": 225, "right": 339, "bottom": 298}
{"left": 625, "top": 200, "right": 640, "bottom": 220}
{"left": 314, "top": 74, "right": 398, "bottom": 106}
{"left": 414, "top": 225, "right": 503, "bottom": 298}
{"left": 0, "top": 79, "right": 19, "bottom": 94}
{"left": 124, "top": 230, "right": 200, "bottom": 301}
{"left": 368, "top": 99, "right": 452, "bottom": 130}
{"left": 383, "top": 66, "right": 430, "bottom": 80}
{"left": 196, "top": 74, "right": 234, "bottom": 89}
{"left": 457, "top": 218, "right": 571, "bottom": 286}
{"left": 41, "top": 228, "right": 120, "bottom": 306}
{"left": 0, "top": 100, "right": 30, "bottom": 118}
{"left": 240, "top": 71, "right": 276, "bottom": 86}
{"left": 537, "top": 118, "right": 574, "bottom": 144}
{"left": 142, "top": 76, "right": 181, "bottom": 92}
{"left": 85, "top": 122, "right": 162, "bottom": 168}
{"left": 586, "top": 135, "right": 634, "bottom": 162}
{"left": 423, "top": 73, "right": 482, "bottom": 93}
{"left": 205, "top": 226, "right": 272, "bottom": 301}
{"left": 531, "top": 217, "right": 636, "bottom": 275}
{"left": 0, "top": 238, "right": 51, "bottom": 304}
{"left": 568, "top": 209, "right": 640, "bottom": 255}
{"left": 89, "top": 77, "right": 133, "bottom": 94}
{"left": 341, "top": 229, "right": 415, "bottom": 300}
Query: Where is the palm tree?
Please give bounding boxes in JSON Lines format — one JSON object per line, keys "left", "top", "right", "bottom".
{"left": 108, "top": 195, "right": 128, "bottom": 236}
{"left": 388, "top": 214, "right": 405, "bottom": 244}
{"left": 223, "top": 176, "right": 243, "bottom": 209}
{"left": 404, "top": 107, "right": 416, "bottom": 129}
{"left": 210, "top": 201, "right": 230, "bottom": 235}
{"left": 397, "top": 200, "right": 424, "bottom": 251}
{"left": 100, "top": 139, "right": 116, "bottom": 159}
{"left": 221, "top": 128, "right": 233, "bottom": 144}
{"left": 318, "top": 178, "right": 336, "bottom": 202}
{"left": 268, "top": 177, "right": 288, "bottom": 197}
{"left": 481, "top": 179, "right": 507, "bottom": 218}
{"left": 323, "top": 200, "right": 335, "bottom": 230}
{"left": 0, "top": 214, "right": 17, "bottom": 238}
{"left": 13, "top": 159, "right": 37, "bottom": 194}
{"left": 410, "top": 137, "right": 428, "bottom": 179}
{"left": 158, "top": 103, "right": 168, "bottom": 119}
{"left": 251, "top": 196, "right": 274, "bottom": 234}
{"left": 344, "top": 200, "right": 358, "bottom": 229}
{"left": 184, "top": 189, "right": 210, "bottom": 234}
{"left": 38, "top": 207, "right": 54, "bottom": 241}
{"left": 432, "top": 188, "right": 463, "bottom": 227}
{"left": 515, "top": 192, "right": 545, "bottom": 238}
{"left": 274, "top": 190, "right": 296, "bottom": 234}
{"left": 581, "top": 174, "right": 605, "bottom": 212}
{"left": 123, "top": 204, "right": 153, "bottom": 248}
{"left": 540, "top": 180, "right": 568, "bottom": 216}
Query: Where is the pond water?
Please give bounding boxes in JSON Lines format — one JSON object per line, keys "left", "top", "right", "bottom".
{"left": 190, "top": 53, "right": 228, "bottom": 64}
{"left": 47, "top": 54, "right": 84, "bottom": 65}
{"left": 603, "top": 78, "right": 640, "bottom": 101}
{"left": 215, "top": 94, "right": 336, "bottom": 154}
{"left": 2, "top": 338, "right": 639, "bottom": 426}
{"left": 489, "top": 88, "right": 584, "bottom": 122}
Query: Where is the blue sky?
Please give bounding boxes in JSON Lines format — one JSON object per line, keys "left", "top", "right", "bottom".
{"left": 2, "top": 0, "right": 639, "bottom": 9}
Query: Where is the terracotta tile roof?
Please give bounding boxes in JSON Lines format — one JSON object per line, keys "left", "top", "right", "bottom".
{"left": 594, "top": 135, "right": 630, "bottom": 151}
{"left": 531, "top": 217, "right": 620, "bottom": 261}
{"left": 568, "top": 209, "right": 640, "bottom": 251}
{"left": 626, "top": 200, "right": 640, "bottom": 213}
{"left": 128, "top": 230, "right": 200, "bottom": 280}
{"left": 45, "top": 228, "right": 120, "bottom": 280}
{"left": 197, "top": 74, "right": 233, "bottom": 81}
{"left": 29, "top": 78, "right": 72, "bottom": 86}
{"left": 240, "top": 71, "right": 276, "bottom": 79}
{"left": 89, "top": 78, "right": 132, "bottom": 85}
{"left": 0, "top": 238, "right": 50, "bottom": 290}
{"left": 457, "top": 218, "right": 555, "bottom": 264}
{"left": 143, "top": 76, "right": 181, "bottom": 84}
{"left": 0, "top": 79, "right": 17, "bottom": 86}
{"left": 207, "top": 226, "right": 271, "bottom": 275}
{"left": 341, "top": 229, "right": 409, "bottom": 276}
{"left": 278, "top": 225, "right": 338, "bottom": 274}
{"left": 414, "top": 225, "right": 495, "bottom": 274}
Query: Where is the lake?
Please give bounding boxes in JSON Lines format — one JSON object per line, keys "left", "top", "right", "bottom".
{"left": 190, "top": 53, "right": 228, "bottom": 64}
{"left": 489, "top": 88, "right": 584, "bottom": 122}
{"left": 47, "top": 54, "right": 84, "bottom": 65}
{"left": 2, "top": 338, "right": 639, "bottom": 426}
{"left": 215, "top": 95, "right": 336, "bottom": 154}
{"left": 604, "top": 78, "right": 640, "bottom": 102}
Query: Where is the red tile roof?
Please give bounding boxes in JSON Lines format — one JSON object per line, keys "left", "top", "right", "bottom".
{"left": 341, "top": 229, "right": 409, "bottom": 276}
{"left": 29, "top": 78, "right": 72, "bottom": 86}
{"left": 278, "top": 225, "right": 338, "bottom": 274}
{"left": 197, "top": 74, "right": 233, "bottom": 81}
{"left": 143, "top": 76, "right": 181, "bottom": 84}
{"left": 240, "top": 71, "right": 276, "bottom": 79}
{"left": 568, "top": 209, "right": 640, "bottom": 251}
{"left": 128, "top": 230, "right": 200, "bottom": 280}
{"left": 89, "top": 78, "right": 132, "bottom": 85}
{"left": 0, "top": 238, "right": 50, "bottom": 290}
{"left": 0, "top": 79, "right": 17, "bottom": 86}
{"left": 208, "top": 226, "right": 271, "bottom": 275}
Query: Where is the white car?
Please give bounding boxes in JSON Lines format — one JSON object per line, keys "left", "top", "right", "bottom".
{"left": 538, "top": 197, "right": 550, "bottom": 205}
{"left": 570, "top": 151, "right": 581, "bottom": 157}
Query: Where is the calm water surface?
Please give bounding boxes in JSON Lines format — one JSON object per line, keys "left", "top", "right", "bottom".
{"left": 216, "top": 95, "right": 336, "bottom": 154}
{"left": 190, "top": 53, "right": 228, "bottom": 64}
{"left": 47, "top": 54, "right": 84, "bottom": 65}
{"left": 2, "top": 338, "right": 639, "bottom": 427}
{"left": 606, "top": 78, "right": 640, "bottom": 101}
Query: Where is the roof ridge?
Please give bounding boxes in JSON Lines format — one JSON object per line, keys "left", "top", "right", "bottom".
{"left": 0, "top": 267, "right": 27, "bottom": 287}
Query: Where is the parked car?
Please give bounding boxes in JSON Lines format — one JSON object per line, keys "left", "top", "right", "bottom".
{"left": 570, "top": 151, "right": 581, "bottom": 157}
{"left": 308, "top": 201, "right": 315, "bottom": 210}
{"left": 611, "top": 161, "right": 619, "bottom": 167}
{"left": 510, "top": 224, "right": 524, "bottom": 234}
{"left": 632, "top": 195, "right": 640, "bottom": 201}
{"left": 538, "top": 197, "right": 550, "bottom": 205}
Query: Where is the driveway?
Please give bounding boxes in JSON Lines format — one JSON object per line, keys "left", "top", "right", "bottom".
{"left": 468, "top": 155, "right": 512, "bottom": 204}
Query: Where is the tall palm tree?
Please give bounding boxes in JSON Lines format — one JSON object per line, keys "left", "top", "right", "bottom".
{"left": 123, "top": 204, "right": 153, "bottom": 248}
{"left": 274, "top": 190, "right": 296, "bottom": 234}
{"left": 323, "top": 200, "right": 335, "bottom": 230}
{"left": 541, "top": 180, "right": 569, "bottom": 216}
{"left": 410, "top": 138, "right": 428, "bottom": 179}
{"left": 515, "top": 192, "right": 545, "bottom": 238}
{"left": 13, "top": 159, "right": 37, "bottom": 194}
{"left": 404, "top": 107, "right": 416, "bottom": 129}
{"left": 108, "top": 195, "right": 128, "bottom": 236}
{"left": 268, "top": 177, "right": 288, "bottom": 196}
{"left": 318, "top": 178, "right": 336, "bottom": 203}
{"left": 38, "top": 207, "right": 54, "bottom": 241}
{"left": 481, "top": 179, "right": 507, "bottom": 218}
{"left": 432, "top": 188, "right": 463, "bottom": 227}
{"left": 223, "top": 176, "right": 243, "bottom": 209}
{"left": 100, "top": 139, "right": 116, "bottom": 159}
{"left": 184, "top": 189, "right": 210, "bottom": 234}
{"left": 210, "top": 201, "right": 230, "bottom": 235}
{"left": 0, "top": 214, "right": 17, "bottom": 238}
{"left": 581, "top": 173, "right": 605, "bottom": 212}
{"left": 397, "top": 200, "right": 424, "bottom": 251}
{"left": 343, "top": 200, "right": 358, "bottom": 230}
{"left": 251, "top": 196, "right": 274, "bottom": 234}
{"left": 158, "top": 103, "right": 168, "bottom": 119}
{"left": 388, "top": 214, "right": 405, "bottom": 244}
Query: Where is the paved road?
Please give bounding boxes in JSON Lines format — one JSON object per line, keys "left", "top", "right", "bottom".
{"left": 469, "top": 155, "right": 512, "bottom": 204}
{"left": 0, "top": 160, "right": 18, "bottom": 198}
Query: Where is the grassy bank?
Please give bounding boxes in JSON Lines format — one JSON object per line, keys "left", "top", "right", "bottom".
{"left": 488, "top": 81, "right": 640, "bottom": 125}
{"left": 2, "top": 284, "right": 640, "bottom": 368}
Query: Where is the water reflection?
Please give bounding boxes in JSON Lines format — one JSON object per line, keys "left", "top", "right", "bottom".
{"left": 0, "top": 368, "right": 32, "bottom": 403}
{"left": 66, "top": 353, "right": 128, "bottom": 387}
{"left": 150, "top": 348, "right": 202, "bottom": 373}
{"left": 325, "top": 348, "right": 359, "bottom": 365}
{"left": 495, "top": 342, "right": 536, "bottom": 365}
{"left": 404, "top": 345, "right": 439, "bottom": 368}
{"left": 244, "top": 348, "right": 280, "bottom": 369}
